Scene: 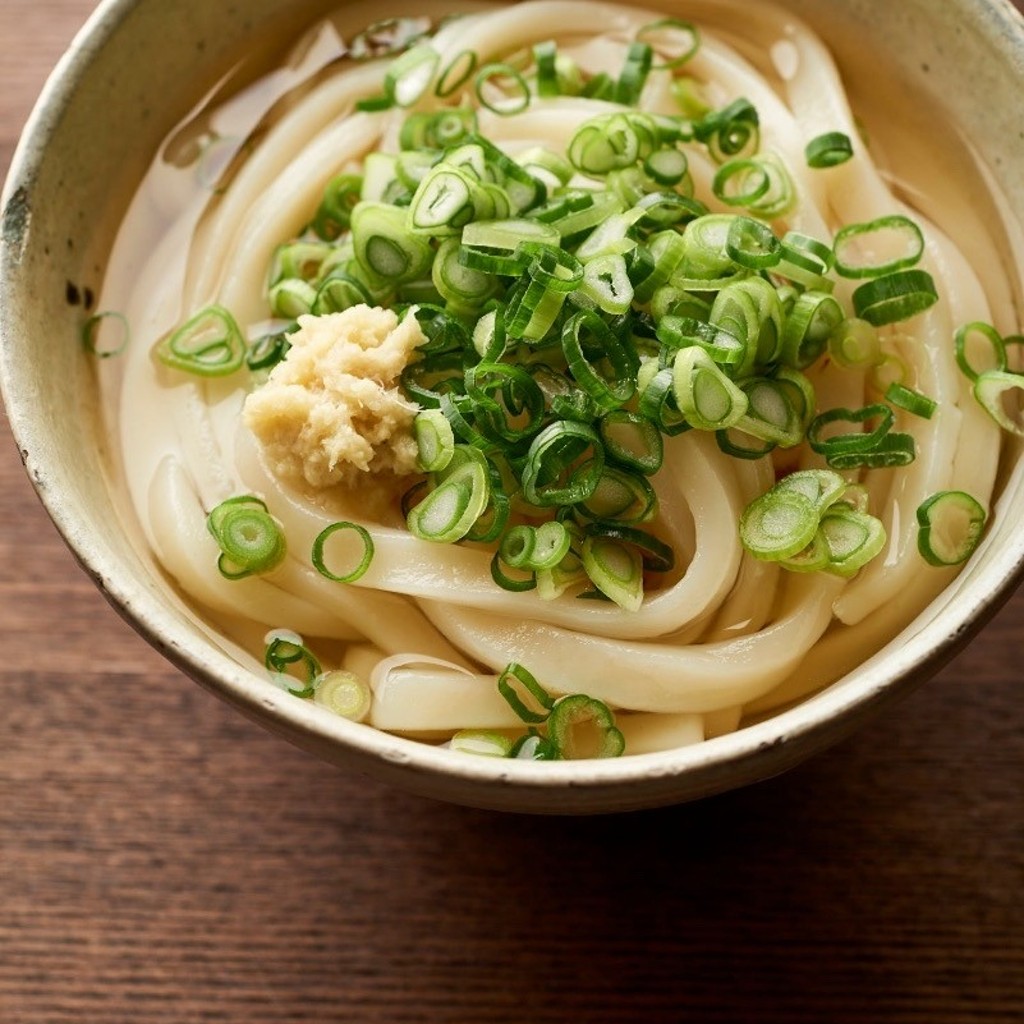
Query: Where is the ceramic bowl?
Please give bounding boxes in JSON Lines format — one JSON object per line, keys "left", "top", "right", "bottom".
{"left": 3, "top": 0, "right": 1023, "bottom": 813}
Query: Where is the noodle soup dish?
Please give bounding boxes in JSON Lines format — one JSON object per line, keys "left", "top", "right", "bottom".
{"left": 4, "top": 0, "right": 1024, "bottom": 811}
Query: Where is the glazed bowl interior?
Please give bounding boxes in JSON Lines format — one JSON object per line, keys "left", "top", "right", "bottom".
{"left": 3, "top": 0, "right": 1023, "bottom": 813}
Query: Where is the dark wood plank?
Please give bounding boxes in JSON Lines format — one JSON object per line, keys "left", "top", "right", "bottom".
{"left": 1, "top": 3, "right": 1022, "bottom": 1023}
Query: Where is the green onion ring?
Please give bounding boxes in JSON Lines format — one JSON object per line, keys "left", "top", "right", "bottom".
{"left": 311, "top": 522, "right": 375, "bottom": 583}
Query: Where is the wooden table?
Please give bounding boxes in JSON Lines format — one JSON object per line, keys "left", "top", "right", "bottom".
{"left": 1, "top": 3, "right": 1022, "bottom": 1021}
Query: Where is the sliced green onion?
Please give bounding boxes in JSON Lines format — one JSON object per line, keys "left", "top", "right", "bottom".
{"left": 715, "top": 427, "right": 776, "bottom": 460}
{"left": 460, "top": 218, "right": 559, "bottom": 274}
{"left": 637, "top": 364, "right": 690, "bottom": 435}
{"left": 636, "top": 18, "right": 700, "bottom": 69}
{"left": 530, "top": 520, "right": 573, "bottom": 569}
{"left": 533, "top": 40, "right": 560, "bottom": 97}
{"left": 268, "top": 279, "right": 316, "bottom": 319}
{"left": 490, "top": 551, "right": 537, "bottom": 592}
{"left": 679, "top": 213, "right": 739, "bottom": 280}
{"left": 435, "top": 49, "right": 478, "bottom": 97}
{"left": 599, "top": 410, "right": 663, "bottom": 475}
{"left": 400, "top": 109, "right": 478, "bottom": 150}
{"left": 432, "top": 237, "right": 499, "bottom": 310}
{"left": 408, "top": 164, "right": 479, "bottom": 235}
{"left": 265, "top": 629, "right": 320, "bottom": 698}
{"left": 498, "top": 662, "right": 554, "bottom": 724}
{"left": 709, "top": 275, "right": 783, "bottom": 372}
{"left": 475, "top": 62, "right": 531, "bottom": 114}
{"left": 782, "top": 231, "right": 835, "bottom": 273}
{"left": 828, "top": 317, "right": 881, "bottom": 370}
{"left": 349, "top": 17, "right": 430, "bottom": 61}
{"left": 581, "top": 533, "right": 644, "bottom": 611}
{"left": 774, "top": 238, "right": 834, "bottom": 291}
{"left": 520, "top": 242, "right": 584, "bottom": 292}
{"left": 504, "top": 275, "right": 568, "bottom": 344}
{"left": 780, "top": 291, "right": 844, "bottom": 369}
{"left": 833, "top": 215, "right": 925, "bottom": 279}
{"left": 807, "top": 404, "right": 894, "bottom": 457}
{"left": 643, "top": 146, "right": 689, "bottom": 186}
{"left": 355, "top": 94, "right": 393, "bottom": 113}
{"left": 852, "top": 269, "right": 938, "bottom": 326}
{"left": 411, "top": 305, "right": 470, "bottom": 355}
{"left": 632, "top": 229, "right": 687, "bottom": 304}
{"left": 207, "top": 495, "right": 287, "bottom": 580}
{"left": 581, "top": 72, "right": 615, "bottom": 101}
{"left": 548, "top": 695, "right": 625, "bottom": 759}
{"left": 464, "top": 461, "right": 511, "bottom": 544}
{"left": 735, "top": 377, "right": 804, "bottom": 446}
{"left": 407, "top": 445, "right": 490, "bottom": 542}
{"left": 834, "top": 483, "right": 868, "bottom": 514}
{"left": 694, "top": 98, "right": 760, "bottom": 163}
{"left": 311, "top": 522, "right": 374, "bottom": 583}
{"left": 740, "top": 487, "right": 820, "bottom": 561}
{"left": 712, "top": 154, "right": 795, "bottom": 218}
{"left": 267, "top": 241, "right": 334, "bottom": 285}
{"left": 521, "top": 420, "right": 605, "bottom": 507}
{"left": 634, "top": 190, "right": 706, "bottom": 231}
{"left": 824, "top": 431, "right": 916, "bottom": 469}
{"left": 579, "top": 465, "right": 657, "bottom": 523}
{"left": 954, "top": 321, "right": 1007, "bottom": 382}
{"left": 313, "top": 272, "right": 373, "bottom": 316}
{"left": 314, "top": 670, "right": 372, "bottom": 721}
{"left": 549, "top": 192, "right": 627, "bottom": 242}
{"left": 615, "top": 41, "right": 653, "bottom": 105}
{"left": 578, "top": 253, "right": 635, "bottom": 315}
{"left": 779, "top": 531, "right": 831, "bottom": 573}
{"left": 414, "top": 408, "right": 456, "bottom": 472}
{"left": 360, "top": 152, "right": 400, "bottom": 202}
{"left": 517, "top": 146, "right": 574, "bottom": 189}
{"left": 805, "top": 131, "right": 854, "bottom": 168}
{"left": 351, "top": 202, "right": 432, "bottom": 281}
{"left": 973, "top": 369, "right": 1024, "bottom": 435}
{"left": 568, "top": 113, "right": 661, "bottom": 176}
{"left": 246, "top": 328, "right": 293, "bottom": 371}
{"left": 672, "top": 347, "right": 749, "bottom": 431}
{"left": 450, "top": 730, "right": 514, "bottom": 757}
{"left": 156, "top": 305, "right": 245, "bottom": 377}
{"left": 561, "top": 309, "right": 638, "bottom": 411}
{"left": 726, "top": 216, "right": 781, "bottom": 269}
{"left": 885, "top": 382, "right": 937, "bottom": 419}
{"left": 536, "top": 532, "right": 588, "bottom": 601}
{"left": 312, "top": 174, "right": 362, "bottom": 240}
{"left": 819, "top": 507, "right": 887, "bottom": 577}
{"left": 775, "top": 469, "right": 848, "bottom": 515}
{"left": 384, "top": 44, "right": 440, "bottom": 107}
{"left": 916, "top": 490, "right": 987, "bottom": 566}
{"left": 82, "top": 311, "right": 129, "bottom": 358}
{"left": 585, "top": 522, "right": 674, "bottom": 572}
{"left": 672, "top": 76, "right": 711, "bottom": 118}
{"left": 509, "top": 729, "right": 560, "bottom": 759}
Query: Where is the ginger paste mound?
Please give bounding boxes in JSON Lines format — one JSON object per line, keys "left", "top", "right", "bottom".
{"left": 243, "top": 305, "right": 425, "bottom": 489}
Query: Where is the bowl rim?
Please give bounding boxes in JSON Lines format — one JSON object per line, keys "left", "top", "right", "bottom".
{"left": 3, "top": 0, "right": 1024, "bottom": 806}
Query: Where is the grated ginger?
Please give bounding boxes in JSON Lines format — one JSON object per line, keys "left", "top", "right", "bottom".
{"left": 243, "top": 305, "right": 424, "bottom": 489}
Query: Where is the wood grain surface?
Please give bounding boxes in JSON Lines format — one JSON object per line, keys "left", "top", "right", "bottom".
{"left": 1, "top": 2, "right": 1022, "bottom": 1021}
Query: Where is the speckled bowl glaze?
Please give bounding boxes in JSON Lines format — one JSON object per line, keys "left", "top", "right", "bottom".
{"left": 3, "top": 0, "right": 1024, "bottom": 814}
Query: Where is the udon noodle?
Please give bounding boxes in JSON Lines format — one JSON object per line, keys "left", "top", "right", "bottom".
{"left": 92, "top": 0, "right": 1019, "bottom": 758}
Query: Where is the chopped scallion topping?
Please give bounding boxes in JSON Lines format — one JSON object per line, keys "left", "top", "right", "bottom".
{"left": 156, "top": 305, "right": 246, "bottom": 377}
{"left": 207, "top": 496, "right": 287, "bottom": 579}
{"left": 82, "top": 311, "right": 130, "bottom": 358}
{"left": 916, "top": 491, "right": 987, "bottom": 566}
{"left": 805, "top": 131, "right": 854, "bottom": 168}
{"left": 311, "top": 522, "right": 375, "bottom": 583}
